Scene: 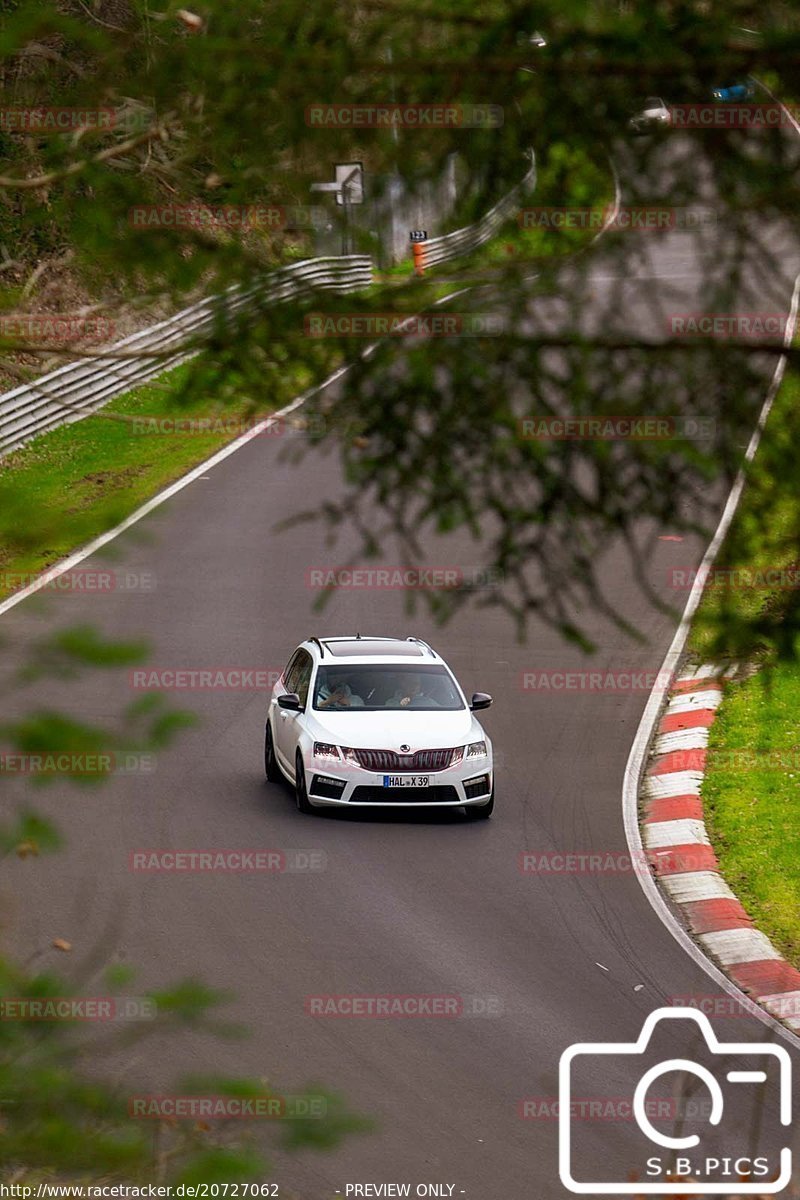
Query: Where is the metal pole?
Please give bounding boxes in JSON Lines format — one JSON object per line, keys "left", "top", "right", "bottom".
{"left": 386, "top": 40, "right": 400, "bottom": 267}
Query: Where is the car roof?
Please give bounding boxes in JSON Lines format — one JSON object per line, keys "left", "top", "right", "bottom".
{"left": 303, "top": 635, "right": 442, "bottom": 662}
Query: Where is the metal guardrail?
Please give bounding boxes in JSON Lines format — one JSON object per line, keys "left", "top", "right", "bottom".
{"left": 419, "top": 151, "right": 536, "bottom": 268}
{"left": 0, "top": 256, "right": 373, "bottom": 458}
{"left": 0, "top": 152, "right": 536, "bottom": 457}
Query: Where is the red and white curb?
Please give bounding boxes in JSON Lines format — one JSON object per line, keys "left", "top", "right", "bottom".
{"left": 641, "top": 663, "right": 800, "bottom": 1033}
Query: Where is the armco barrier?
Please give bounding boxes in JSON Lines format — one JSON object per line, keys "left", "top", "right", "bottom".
{"left": 0, "top": 151, "right": 536, "bottom": 457}
{"left": 419, "top": 151, "right": 536, "bottom": 269}
{"left": 0, "top": 256, "right": 372, "bottom": 457}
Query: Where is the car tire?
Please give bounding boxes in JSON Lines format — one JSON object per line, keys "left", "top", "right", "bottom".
{"left": 464, "top": 787, "right": 494, "bottom": 820}
{"left": 295, "top": 752, "right": 314, "bottom": 815}
{"left": 264, "top": 723, "right": 281, "bottom": 783}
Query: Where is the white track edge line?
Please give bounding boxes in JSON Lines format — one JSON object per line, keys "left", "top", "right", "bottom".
{"left": 621, "top": 268, "right": 800, "bottom": 1048}
{"left": 0, "top": 278, "right": 473, "bottom": 620}
{"left": 0, "top": 371, "right": 340, "bottom": 618}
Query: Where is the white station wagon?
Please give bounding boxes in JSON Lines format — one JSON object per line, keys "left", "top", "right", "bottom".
{"left": 265, "top": 635, "right": 494, "bottom": 817}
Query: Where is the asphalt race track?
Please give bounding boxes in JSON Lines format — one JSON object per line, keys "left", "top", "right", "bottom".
{"left": 2, "top": 130, "right": 800, "bottom": 1197}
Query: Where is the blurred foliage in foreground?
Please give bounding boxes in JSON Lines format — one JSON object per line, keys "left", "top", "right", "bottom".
{"left": 0, "top": 635, "right": 369, "bottom": 1182}
{"left": 0, "top": 0, "right": 798, "bottom": 649}
{"left": 0, "top": 942, "right": 368, "bottom": 1183}
{"left": 0, "top": 0, "right": 799, "bottom": 1183}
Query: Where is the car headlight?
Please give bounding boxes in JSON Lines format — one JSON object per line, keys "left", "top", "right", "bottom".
{"left": 313, "top": 742, "right": 340, "bottom": 760}
{"left": 340, "top": 746, "right": 361, "bottom": 765}
{"left": 466, "top": 740, "right": 488, "bottom": 759}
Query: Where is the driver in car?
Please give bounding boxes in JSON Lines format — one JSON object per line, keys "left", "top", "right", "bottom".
{"left": 384, "top": 673, "right": 440, "bottom": 708}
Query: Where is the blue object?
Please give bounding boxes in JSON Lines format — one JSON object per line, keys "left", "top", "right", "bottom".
{"left": 712, "top": 81, "right": 756, "bottom": 102}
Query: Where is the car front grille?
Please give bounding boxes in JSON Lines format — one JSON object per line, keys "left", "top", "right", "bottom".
{"left": 351, "top": 747, "right": 461, "bottom": 773}
{"left": 350, "top": 785, "right": 460, "bottom": 804}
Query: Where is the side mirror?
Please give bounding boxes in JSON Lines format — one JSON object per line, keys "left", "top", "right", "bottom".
{"left": 278, "top": 692, "right": 302, "bottom": 711}
{"left": 469, "top": 692, "right": 492, "bottom": 711}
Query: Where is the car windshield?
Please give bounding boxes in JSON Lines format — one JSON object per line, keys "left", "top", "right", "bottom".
{"left": 312, "top": 664, "right": 465, "bottom": 711}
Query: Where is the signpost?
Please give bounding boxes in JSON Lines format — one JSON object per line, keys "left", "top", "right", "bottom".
{"left": 310, "top": 162, "right": 364, "bottom": 254}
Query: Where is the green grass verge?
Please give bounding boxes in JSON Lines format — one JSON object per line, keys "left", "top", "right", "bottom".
{"left": 688, "top": 362, "right": 800, "bottom": 968}
{"left": 702, "top": 661, "right": 800, "bottom": 966}
{"left": 689, "top": 365, "right": 800, "bottom": 664}
{"left": 0, "top": 352, "right": 336, "bottom": 597}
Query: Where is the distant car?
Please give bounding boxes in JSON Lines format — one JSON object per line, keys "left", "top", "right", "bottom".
{"left": 712, "top": 80, "right": 756, "bottom": 102}
{"left": 629, "top": 97, "right": 671, "bottom": 134}
{"left": 516, "top": 29, "right": 547, "bottom": 48}
{"left": 265, "top": 635, "right": 494, "bottom": 818}
{"left": 516, "top": 30, "right": 547, "bottom": 75}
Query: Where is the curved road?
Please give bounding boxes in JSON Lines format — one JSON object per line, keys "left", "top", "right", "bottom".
{"left": 3, "top": 130, "right": 800, "bottom": 1197}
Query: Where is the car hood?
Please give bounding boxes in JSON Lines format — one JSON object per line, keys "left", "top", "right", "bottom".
{"left": 308, "top": 708, "right": 483, "bottom": 750}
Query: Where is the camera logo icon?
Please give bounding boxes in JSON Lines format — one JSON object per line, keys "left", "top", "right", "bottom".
{"left": 559, "top": 1007, "right": 792, "bottom": 1193}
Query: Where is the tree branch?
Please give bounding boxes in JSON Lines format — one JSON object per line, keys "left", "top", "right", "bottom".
{"left": 0, "top": 119, "right": 175, "bottom": 191}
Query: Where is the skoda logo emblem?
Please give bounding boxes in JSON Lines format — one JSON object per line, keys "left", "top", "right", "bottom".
{"left": 400, "top": 744, "right": 410, "bottom": 752}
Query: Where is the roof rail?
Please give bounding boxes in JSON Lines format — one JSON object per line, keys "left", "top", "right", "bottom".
{"left": 309, "top": 637, "right": 325, "bottom": 656}
{"left": 406, "top": 636, "right": 436, "bottom": 657}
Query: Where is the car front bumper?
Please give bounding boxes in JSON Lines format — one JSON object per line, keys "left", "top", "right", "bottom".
{"left": 305, "top": 756, "right": 493, "bottom": 808}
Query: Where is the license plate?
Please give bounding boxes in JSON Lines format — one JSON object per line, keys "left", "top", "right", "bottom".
{"left": 382, "top": 775, "right": 430, "bottom": 788}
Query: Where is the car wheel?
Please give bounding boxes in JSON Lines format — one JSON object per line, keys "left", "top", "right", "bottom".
{"left": 295, "top": 751, "right": 314, "bottom": 815}
{"left": 264, "top": 723, "right": 280, "bottom": 783}
{"left": 464, "top": 787, "right": 494, "bottom": 820}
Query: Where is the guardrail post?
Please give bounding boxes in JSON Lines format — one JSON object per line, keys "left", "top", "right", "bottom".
{"left": 412, "top": 241, "right": 426, "bottom": 276}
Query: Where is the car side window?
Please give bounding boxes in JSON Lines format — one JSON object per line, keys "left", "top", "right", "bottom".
{"left": 294, "top": 651, "right": 313, "bottom": 707}
{"left": 283, "top": 650, "right": 301, "bottom": 693}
